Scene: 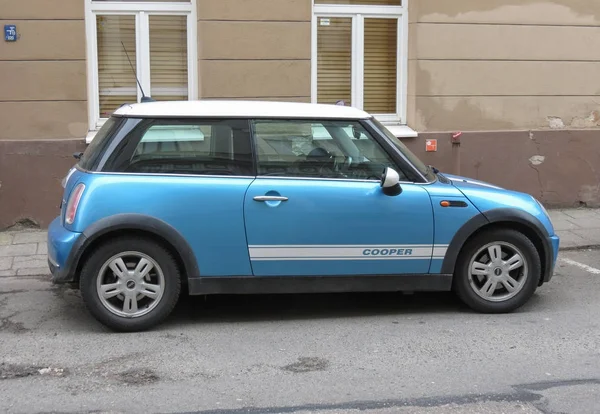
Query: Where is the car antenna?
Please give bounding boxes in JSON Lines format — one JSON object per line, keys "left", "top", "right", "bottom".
{"left": 121, "top": 41, "right": 154, "bottom": 103}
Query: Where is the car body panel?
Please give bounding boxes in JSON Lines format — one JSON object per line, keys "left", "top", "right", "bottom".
{"left": 47, "top": 102, "right": 559, "bottom": 298}
{"left": 422, "top": 173, "right": 560, "bottom": 280}
{"left": 444, "top": 173, "right": 556, "bottom": 237}
{"left": 70, "top": 172, "right": 255, "bottom": 277}
{"left": 47, "top": 216, "right": 81, "bottom": 279}
{"left": 420, "top": 178, "right": 484, "bottom": 273}
{"left": 244, "top": 178, "right": 436, "bottom": 276}
{"left": 550, "top": 235, "right": 560, "bottom": 265}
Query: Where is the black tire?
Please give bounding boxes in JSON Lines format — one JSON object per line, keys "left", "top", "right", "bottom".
{"left": 452, "top": 228, "right": 541, "bottom": 313}
{"left": 79, "top": 237, "right": 181, "bottom": 332}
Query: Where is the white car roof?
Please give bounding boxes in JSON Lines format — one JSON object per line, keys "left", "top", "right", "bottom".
{"left": 112, "top": 100, "right": 371, "bottom": 120}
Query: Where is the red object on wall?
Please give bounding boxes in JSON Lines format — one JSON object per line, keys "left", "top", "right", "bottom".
{"left": 452, "top": 131, "right": 462, "bottom": 144}
{"left": 425, "top": 139, "right": 437, "bottom": 152}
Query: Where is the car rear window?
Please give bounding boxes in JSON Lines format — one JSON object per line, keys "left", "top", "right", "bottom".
{"left": 122, "top": 119, "right": 253, "bottom": 176}
{"left": 78, "top": 117, "right": 121, "bottom": 171}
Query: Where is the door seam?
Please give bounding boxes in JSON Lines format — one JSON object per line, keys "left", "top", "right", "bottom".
{"left": 242, "top": 177, "right": 258, "bottom": 275}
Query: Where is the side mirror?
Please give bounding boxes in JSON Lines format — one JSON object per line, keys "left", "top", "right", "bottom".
{"left": 380, "top": 167, "right": 402, "bottom": 196}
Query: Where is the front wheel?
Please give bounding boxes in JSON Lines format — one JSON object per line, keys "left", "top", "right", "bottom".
{"left": 79, "top": 237, "right": 181, "bottom": 332}
{"left": 453, "top": 229, "right": 541, "bottom": 313}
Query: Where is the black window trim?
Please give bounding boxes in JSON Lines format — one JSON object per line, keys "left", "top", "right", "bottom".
{"left": 80, "top": 114, "right": 430, "bottom": 184}
{"left": 78, "top": 116, "right": 130, "bottom": 172}
{"left": 360, "top": 118, "right": 429, "bottom": 183}
{"left": 94, "top": 117, "right": 141, "bottom": 172}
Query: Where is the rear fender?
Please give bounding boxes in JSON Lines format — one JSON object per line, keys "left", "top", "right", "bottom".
{"left": 64, "top": 213, "right": 200, "bottom": 283}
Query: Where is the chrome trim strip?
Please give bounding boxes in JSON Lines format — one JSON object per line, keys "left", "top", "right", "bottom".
{"left": 76, "top": 166, "right": 254, "bottom": 180}
{"left": 76, "top": 161, "right": 430, "bottom": 186}
{"left": 75, "top": 166, "right": 439, "bottom": 188}
{"left": 76, "top": 165, "right": 415, "bottom": 184}
{"left": 253, "top": 196, "right": 289, "bottom": 202}
{"left": 254, "top": 176, "right": 415, "bottom": 185}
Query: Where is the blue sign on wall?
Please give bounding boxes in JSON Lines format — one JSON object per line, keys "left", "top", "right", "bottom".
{"left": 4, "top": 25, "right": 17, "bottom": 42}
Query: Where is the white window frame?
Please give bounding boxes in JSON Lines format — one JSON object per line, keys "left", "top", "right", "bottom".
{"left": 311, "top": 1, "right": 416, "bottom": 137}
{"left": 85, "top": 1, "right": 198, "bottom": 142}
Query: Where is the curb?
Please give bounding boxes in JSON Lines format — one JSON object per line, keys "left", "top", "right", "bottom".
{"left": 559, "top": 244, "right": 600, "bottom": 252}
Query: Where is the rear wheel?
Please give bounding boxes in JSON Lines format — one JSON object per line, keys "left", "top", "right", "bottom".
{"left": 79, "top": 237, "right": 181, "bottom": 332}
{"left": 453, "top": 229, "right": 541, "bottom": 313}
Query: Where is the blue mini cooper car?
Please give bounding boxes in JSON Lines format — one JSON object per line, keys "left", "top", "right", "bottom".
{"left": 48, "top": 100, "right": 559, "bottom": 331}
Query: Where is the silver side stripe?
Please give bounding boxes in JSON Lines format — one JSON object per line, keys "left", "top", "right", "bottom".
{"left": 248, "top": 245, "right": 449, "bottom": 261}
{"left": 433, "top": 246, "right": 447, "bottom": 257}
{"left": 251, "top": 257, "right": 447, "bottom": 261}
{"left": 248, "top": 244, "right": 445, "bottom": 248}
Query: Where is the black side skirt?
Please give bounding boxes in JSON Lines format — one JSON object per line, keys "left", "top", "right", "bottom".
{"left": 188, "top": 274, "right": 453, "bottom": 295}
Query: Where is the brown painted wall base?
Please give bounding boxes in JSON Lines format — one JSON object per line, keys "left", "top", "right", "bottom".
{"left": 0, "top": 129, "right": 598, "bottom": 229}
{"left": 404, "top": 129, "right": 600, "bottom": 208}
{"left": 0, "top": 140, "right": 86, "bottom": 229}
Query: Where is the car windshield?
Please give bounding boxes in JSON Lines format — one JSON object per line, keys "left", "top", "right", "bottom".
{"left": 370, "top": 118, "right": 436, "bottom": 182}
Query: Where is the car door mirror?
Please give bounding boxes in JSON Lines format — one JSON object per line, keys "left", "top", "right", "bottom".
{"left": 380, "top": 167, "right": 402, "bottom": 196}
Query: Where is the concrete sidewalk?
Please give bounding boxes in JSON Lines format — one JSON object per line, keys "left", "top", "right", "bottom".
{"left": 548, "top": 208, "right": 600, "bottom": 249}
{"left": 1, "top": 208, "right": 600, "bottom": 278}
{"left": 0, "top": 230, "right": 48, "bottom": 277}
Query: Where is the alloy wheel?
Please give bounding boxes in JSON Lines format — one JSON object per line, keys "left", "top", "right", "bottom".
{"left": 468, "top": 242, "right": 529, "bottom": 302}
{"left": 96, "top": 251, "right": 165, "bottom": 318}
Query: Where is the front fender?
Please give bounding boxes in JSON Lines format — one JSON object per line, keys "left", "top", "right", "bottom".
{"left": 441, "top": 208, "right": 555, "bottom": 284}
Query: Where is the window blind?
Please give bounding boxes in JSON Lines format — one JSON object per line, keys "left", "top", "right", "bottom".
{"left": 93, "top": 0, "right": 190, "bottom": 2}
{"left": 96, "top": 15, "right": 137, "bottom": 116}
{"left": 363, "top": 18, "right": 397, "bottom": 114}
{"left": 149, "top": 15, "right": 188, "bottom": 101}
{"left": 314, "top": 0, "right": 401, "bottom": 5}
{"left": 316, "top": 17, "right": 352, "bottom": 106}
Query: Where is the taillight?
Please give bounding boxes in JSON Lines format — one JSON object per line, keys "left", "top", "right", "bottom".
{"left": 65, "top": 183, "right": 85, "bottom": 225}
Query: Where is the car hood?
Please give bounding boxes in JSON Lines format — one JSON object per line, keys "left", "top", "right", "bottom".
{"left": 441, "top": 173, "right": 504, "bottom": 191}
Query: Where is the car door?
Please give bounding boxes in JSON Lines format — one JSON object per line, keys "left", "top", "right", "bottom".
{"left": 244, "top": 118, "right": 434, "bottom": 277}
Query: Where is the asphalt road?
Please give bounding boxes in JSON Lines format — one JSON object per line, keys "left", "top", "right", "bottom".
{"left": 1, "top": 249, "right": 599, "bottom": 414}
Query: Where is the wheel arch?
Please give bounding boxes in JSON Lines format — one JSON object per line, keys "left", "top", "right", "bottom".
{"left": 441, "top": 208, "right": 552, "bottom": 286}
{"left": 66, "top": 214, "right": 200, "bottom": 285}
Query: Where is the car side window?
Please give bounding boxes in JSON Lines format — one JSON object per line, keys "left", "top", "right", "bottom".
{"left": 121, "top": 119, "right": 253, "bottom": 176}
{"left": 251, "top": 119, "right": 406, "bottom": 180}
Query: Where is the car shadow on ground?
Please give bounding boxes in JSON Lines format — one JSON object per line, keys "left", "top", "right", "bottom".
{"left": 48, "top": 282, "right": 550, "bottom": 332}
{"left": 163, "top": 290, "right": 470, "bottom": 326}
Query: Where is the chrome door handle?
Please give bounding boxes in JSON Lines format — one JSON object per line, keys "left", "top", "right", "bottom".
{"left": 253, "top": 196, "right": 289, "bottom": 202}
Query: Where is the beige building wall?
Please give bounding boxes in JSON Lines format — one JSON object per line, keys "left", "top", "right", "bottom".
{"left": 0, "top": 0, "right": 88, "bottom": 140}
{"left": 408, "top": 0, "right": 600, "bottom": 132}
{"left": 197, "top": 0, "right": 311, "bottom": 102}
